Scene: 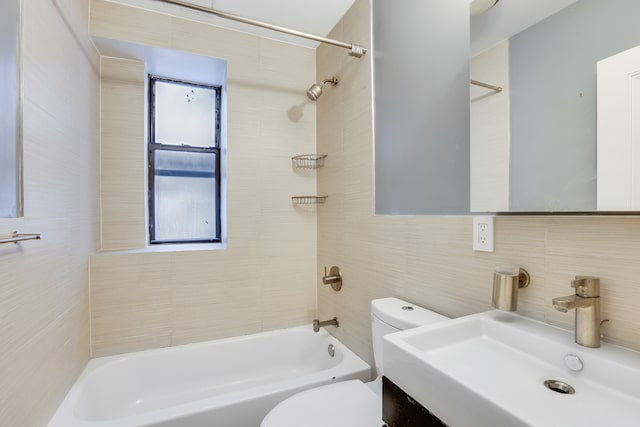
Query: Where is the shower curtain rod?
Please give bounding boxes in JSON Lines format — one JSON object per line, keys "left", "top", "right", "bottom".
{"left": 154, "top": 0, "right": 367, "bottom": 58}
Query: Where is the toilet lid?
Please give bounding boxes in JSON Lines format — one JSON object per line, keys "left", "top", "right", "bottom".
{"left": 261, "top": 380, "right": 381, "bottom": 427}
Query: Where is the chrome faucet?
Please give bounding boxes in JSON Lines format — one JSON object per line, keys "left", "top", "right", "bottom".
{"left": 313, "top": 317, "right": 339, "bottom": 333}
{"left": 552, "top": 276, "right": 601, "bottom": 348}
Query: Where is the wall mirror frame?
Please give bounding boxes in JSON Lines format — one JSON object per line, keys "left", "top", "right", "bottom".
{"left": 0, "top": 0, "right": 23, "bottom": 218}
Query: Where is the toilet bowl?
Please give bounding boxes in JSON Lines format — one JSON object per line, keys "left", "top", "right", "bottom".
{"left": 260, "top": 297, "right": 449, "bottom": 427}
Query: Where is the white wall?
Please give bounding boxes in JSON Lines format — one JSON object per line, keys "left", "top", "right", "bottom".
{"left": 0, "top": 0, "right": 100, "bottom": 425}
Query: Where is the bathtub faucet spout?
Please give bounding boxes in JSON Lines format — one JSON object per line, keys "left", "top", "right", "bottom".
{"left": 313, "top": 317, "right": 339, "bottom": 332}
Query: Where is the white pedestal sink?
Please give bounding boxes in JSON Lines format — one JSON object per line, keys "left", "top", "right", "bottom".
{"left": 383, "top": 310, "right": 640, "bottom": 427}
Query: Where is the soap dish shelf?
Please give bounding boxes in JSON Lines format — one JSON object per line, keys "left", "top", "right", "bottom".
{"left": 291, "top": 195, "right": 328, "bottom": 205}
{"left": 291, "top": 154, "right": 327, "bottom": 169}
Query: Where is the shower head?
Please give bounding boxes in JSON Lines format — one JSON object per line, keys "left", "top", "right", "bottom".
{"left": 306, "top": 77, "right": 338, "bottom": 101}
{"left": 470, "top": 0, "right": 499, "bottom": 16}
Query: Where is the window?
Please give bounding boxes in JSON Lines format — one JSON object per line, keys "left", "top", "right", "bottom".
{"left": 148, "top": 76, "right": 221, "bottom": 244}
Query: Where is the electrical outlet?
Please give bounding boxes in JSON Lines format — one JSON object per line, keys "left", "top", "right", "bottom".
{"left": 473, "top": 216, "right": 494, "bottom": 252}
{"left": 478, "top": 223, "right": 489, "bottom": 244}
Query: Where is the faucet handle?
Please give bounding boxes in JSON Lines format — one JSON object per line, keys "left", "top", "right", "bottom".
{"left": 322, "top": 266, "right": 343, "bottom": 291}
{"left": 571, "top": 276, "right": 600, "bottom": 297}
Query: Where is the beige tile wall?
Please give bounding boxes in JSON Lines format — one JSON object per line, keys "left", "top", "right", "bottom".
{"left": 89, "top": 0, "right": 318, "bottom": 356}
{"left": 100, "top": 57, "right": 146, "bottom": 250}
{"left": 317, "top": 0, "right": 640, "bottom": 368}
{"left": 0, "top": 0, "right": 100, "bottom": 425}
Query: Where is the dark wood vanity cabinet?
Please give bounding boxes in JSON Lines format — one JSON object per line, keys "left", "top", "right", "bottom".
{"left": 382, "top": 376, "right": 448, "bottom": 427}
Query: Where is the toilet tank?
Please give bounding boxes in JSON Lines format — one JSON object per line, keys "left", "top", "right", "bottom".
{"left": 371, "top": 298, "right": 449, "bottom": 377}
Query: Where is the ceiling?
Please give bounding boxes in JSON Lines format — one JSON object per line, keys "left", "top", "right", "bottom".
{"left": 112, "top": 0, "right": 582, "bottom": 54}
{"left": 471, "top": 0, "right": 581, "bottom": 56}
{"left": 111, "top": 0, "right": 357, "bottom": 48}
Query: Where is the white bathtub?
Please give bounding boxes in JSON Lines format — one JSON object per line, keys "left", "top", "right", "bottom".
{"left": 48, "top": 326, "right": 371, "bottom": 427}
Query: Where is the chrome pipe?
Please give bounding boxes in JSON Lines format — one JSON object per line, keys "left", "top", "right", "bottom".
{"left": 0, "top": 231, "right": 41, "bottom": 245}
{"left": 471, "top": 79, "right": 503, "bottom": 92}
{"left": 313, "top": 317, "right": 339, "bottom": 333}
{"left": 154, "top": 0, "right": 367, "bottom": 57}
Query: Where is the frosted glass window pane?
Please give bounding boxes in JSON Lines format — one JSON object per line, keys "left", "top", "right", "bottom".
{"left": 153, "top": 150, "right": 217, "bottom": 241}
{"left": 154, "top": 81, "right": 217, "bottom": 148}
{"left": 155, "top": 150, "right": 216, "bottom": 175}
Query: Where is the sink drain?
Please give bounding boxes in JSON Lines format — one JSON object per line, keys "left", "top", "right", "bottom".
{"left": 544, "top": 380, "right": 575, "bottom": 395}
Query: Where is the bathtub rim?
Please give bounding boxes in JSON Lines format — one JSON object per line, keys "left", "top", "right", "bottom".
{"left": 48, "top": 325, "right": 371, "bottom": 427}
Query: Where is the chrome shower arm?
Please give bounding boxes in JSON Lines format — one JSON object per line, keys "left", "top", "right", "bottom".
{"left": 322, "top": 77, "right": 339, "bottom": 85}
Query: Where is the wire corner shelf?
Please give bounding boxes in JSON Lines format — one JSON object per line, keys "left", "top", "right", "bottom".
{"left": 291, "top": 154, "right": 328, "bottom": 169}
{"left": 291, "top": 195, "right": 328, "bottom": 205}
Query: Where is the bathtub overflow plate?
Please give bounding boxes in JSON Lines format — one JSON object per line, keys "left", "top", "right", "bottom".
{"left": 327, "top": 344, "right": 335, "bottom": 357}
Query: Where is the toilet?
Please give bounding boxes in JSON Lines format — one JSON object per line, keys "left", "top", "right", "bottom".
{"left": 260, "top": 297, "right": 449, "bottom": 427}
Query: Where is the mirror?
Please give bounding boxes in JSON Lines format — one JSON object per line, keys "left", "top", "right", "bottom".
{"left": 373, "top": 0, "right": 470, "bottom": 215}
{"left": 597, "top": 44, "right": 640, "bottom": 211}
{"left": 471, "top": 0, "right": 640, "bottom": 212}
{"left": 0, "top": 0, "right": 23, "bottom": 217}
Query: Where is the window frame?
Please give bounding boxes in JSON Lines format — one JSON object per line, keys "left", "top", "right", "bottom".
{"left": 148, "top": 75, "right": 222, "bottom": 245}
